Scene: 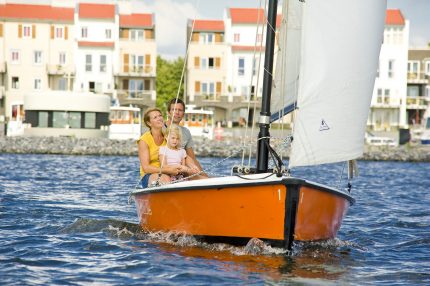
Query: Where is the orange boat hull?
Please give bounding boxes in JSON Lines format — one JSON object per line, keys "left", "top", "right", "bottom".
{"left": 132, "top": 177, "right": 353, "bottom": 248}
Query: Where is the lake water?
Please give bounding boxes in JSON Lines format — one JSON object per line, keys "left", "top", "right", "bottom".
{"left": 1, "top": 153, "right": 429, "bottom": 285}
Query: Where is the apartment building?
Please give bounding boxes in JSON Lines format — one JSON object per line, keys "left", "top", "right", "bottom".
{"left": 0, "top": 0, "right": 156, "bottom": 138}
{"left": 186, "top": 8, "right": 280, "bottom": 127}
{"left": 406, "top": 48, "right": 430, "bottom": 127}
{"left": 368, "top": 9, "right": 409, "bottom": 131}
{"left": 187, "top": 8, "right": 414, "bottom": 132}
{"left": 116, "top": 5, "right": 156, "bottom": 108}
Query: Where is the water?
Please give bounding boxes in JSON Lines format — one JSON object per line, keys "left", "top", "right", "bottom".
{"left": 1, "top": 153, "right": 429, "bottom": 285}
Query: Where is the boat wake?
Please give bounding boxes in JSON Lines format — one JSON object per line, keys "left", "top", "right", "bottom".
{"left": 61, "top": 218, "right": 357, "bottom": 257}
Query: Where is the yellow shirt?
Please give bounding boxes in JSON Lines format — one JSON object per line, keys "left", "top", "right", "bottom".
{"left": 137, "top": 131, "right": 166, "bottom": 176}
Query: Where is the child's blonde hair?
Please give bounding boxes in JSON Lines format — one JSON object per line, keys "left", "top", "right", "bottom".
{"left": 165, "top": 124, "right": 182, "bottom": 149}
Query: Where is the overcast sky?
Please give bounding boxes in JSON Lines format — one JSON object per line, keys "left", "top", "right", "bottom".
{"left": 133, "top": 0, "right": 430, "bottom": 59}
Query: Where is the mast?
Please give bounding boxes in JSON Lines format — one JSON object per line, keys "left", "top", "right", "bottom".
{"left": 256, "top": 0, "right": 278, "bottom": 173}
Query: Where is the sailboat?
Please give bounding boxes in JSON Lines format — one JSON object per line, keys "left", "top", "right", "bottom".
{"left": 131, "top": 0, "right": 387, "bottom": 249}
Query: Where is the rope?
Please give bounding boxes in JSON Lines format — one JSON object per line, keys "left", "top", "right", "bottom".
{"left": 156, "top": 0, "right": 201, "bottom": 186}
{"left": 241, "top": 0, "right": 265, "bottom": 168}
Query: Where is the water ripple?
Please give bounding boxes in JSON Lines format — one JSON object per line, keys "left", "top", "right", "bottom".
{"left": 0, "top": 154, "right": 429, "bottom": 285}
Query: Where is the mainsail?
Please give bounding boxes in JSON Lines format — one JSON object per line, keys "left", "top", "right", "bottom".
{"left": 270, "top": 0, "right": 303, "bottom": 122}
{"left": 288, "top": 0, "right": 386, "bottom": 167}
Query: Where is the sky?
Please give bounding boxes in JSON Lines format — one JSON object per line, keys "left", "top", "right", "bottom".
{"left": 133, "top": 0, "right": 430, "bottom": 59}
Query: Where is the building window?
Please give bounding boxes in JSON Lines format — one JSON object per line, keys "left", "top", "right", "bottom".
{"left": 201, "top": 58, "right": 207, "bottom": 69}
{"left": 201, "top": 83, "right": 207, "bottom": 95}
{"left": 238, "top": 58, "right": 245, "bottom": 76}
{"left": 12, "top": 77, "right": 19, "bottom": 89}
{"left": 23, "top": 25, "right": 32, "bottom": 38}
{"left": 252, "top": 58, "right": 257, "bottom": 76}
{"left": 34, "top": 51, "right": 42, "bottom": 64}
{"left": 130, "top": 29, "right": 144, "bottom": 41}
{"left": 129, "top": 80, "right": 144, "bottom": 98}
{"left": 200, "top": 33, "right": 214, "bottom": 44}
{"left": 407, "top": 86, "right": 419, "bottom": 97}
{"left": 131, "top": 55, "right": 144, "bottom": 71}
{"left": 34, "top": 78, "right": 41, "bottom": 90}
{"left": 85, "top": 54, "right": 92, "bottom": 72}
{"left": 11, "top": 50, "right": 20, "bottom": 64}
{"left": 425, "top": 61, "right": 430, "bottom": 75}
{"left": 55, "top": 27, "right": 64, "bottom": 39}
{"left": 407, "top": 61, "right": 419, "bottom": 79}
{"left": 388, "top": 60, "right": 394, "bottom": 78}
{"left": 69, "top": 112, "right": 81, "bottom": 128}
{"left": 209, "top": 82, "right": 215, "bottom": 95}
{"left": 84, "top": 112, "right": 96, "bottom": 129}
{"left": 100, "top": 55, "right": 107, "bottom": 72}
{"left": 53, "top": 111, "right": 68, "bottom": 128}
{"left": 234, "top": 33, "right": 240, "bottom": 43}
{"left": 59, "top": 52, "right": 66, "bottom": 65}
{"left": 81, "top": 27, "right": 88, "bottom": 38}
{"left": 58, "top": 78, "right": 67, "bottom": 90}
{"left": 208, "top": 57, "right": 214, "bottom": 69}
{"left": 38, "top": 112, "right": 49, "bottom": 128}
{"left": 105, "top": 29, "right": 112, "bottom": 39}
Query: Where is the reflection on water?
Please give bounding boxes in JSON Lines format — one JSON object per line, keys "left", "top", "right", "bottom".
{"left": 62, "top": 217, "right": 351, "bottom": 282}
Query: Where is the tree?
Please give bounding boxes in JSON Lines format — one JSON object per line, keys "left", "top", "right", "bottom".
{"left": 156, "top": 56, "right": 185, "bottom": 115}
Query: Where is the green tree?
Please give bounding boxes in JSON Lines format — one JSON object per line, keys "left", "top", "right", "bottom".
{"left": 156, "top": 56, "right": 185, "bottom": 115}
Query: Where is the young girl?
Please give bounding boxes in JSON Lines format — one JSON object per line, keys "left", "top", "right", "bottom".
{"left": 159, "top": 125, "right": 198, "bottom": 181}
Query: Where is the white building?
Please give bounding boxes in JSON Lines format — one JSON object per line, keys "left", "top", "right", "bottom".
{"left": 369, "top": 9, "right": 410, "bottom": 131}
{"left": 0, "top": 0, "right": 156, "bottom": 138}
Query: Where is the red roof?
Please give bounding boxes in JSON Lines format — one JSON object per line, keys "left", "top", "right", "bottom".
{"left": 192, "top": 20, "right": 224, "bottom": 32}
{"left": 78, "top": 41, "right": 114, "bottom": 48}
{"left": 229, "top": 8, "right": 281, "bottom": 27}
{"left": 232, "top": 45, "right": 265, "bottom": 52}
{"left": 0, "top": 4, "right": 73, "bottom": 22}
{"left": 385, "top": 9, "right": 405, "bottom": 25}
{"left": 120, "top": 14, "right": 153, "bottom": 28}
{"left": 79, "top": 3, "right": 115, "bottom": 19}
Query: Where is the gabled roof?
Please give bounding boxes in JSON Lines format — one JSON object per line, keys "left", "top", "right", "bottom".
{"left": 229, "top": 8, "right": 281, "bottom": 27}
{"left": 120, "top": 14, "right": 153, "bottom": 28}
{"left": 192, "top": 20, "right": 224, "bottom": 32}
{"left": 0, "top": 4, "right": 73, "bottom": 22}
{"left": 385, "top": 9, "right": 405, "bottom": 25}
{"left": 79, "top": 3, "right": 115, "bottom": 19}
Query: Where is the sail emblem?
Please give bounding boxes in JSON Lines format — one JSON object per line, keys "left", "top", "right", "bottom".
{"left": 319, "top": 119, "right": 330, "bottom": 131}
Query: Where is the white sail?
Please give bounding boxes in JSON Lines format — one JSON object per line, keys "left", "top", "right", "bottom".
{"left": 270, "top": 0, "right": 303, "bottom": 122}
{"left": 289, "top": 0, "right": 387, "bottom": 167}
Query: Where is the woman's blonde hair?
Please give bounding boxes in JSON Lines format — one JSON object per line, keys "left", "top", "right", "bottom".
{"left": 143, "top": 107, "right": 162, "bottom": 128}
{"left": 165, "top": 124, "right": 182, "bottom": 148}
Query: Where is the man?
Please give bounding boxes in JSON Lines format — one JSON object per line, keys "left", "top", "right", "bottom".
{"left": 166, "top": 98, "right": 208, "bottom": 178}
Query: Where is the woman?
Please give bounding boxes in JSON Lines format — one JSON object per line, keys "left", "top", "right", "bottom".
{"left": 137, "top": 108, "right": 187, "bottom": 188}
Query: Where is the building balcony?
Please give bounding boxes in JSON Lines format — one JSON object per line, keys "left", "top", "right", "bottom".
{"left": 190, "top": 94, "right": 262, "bottom": 111}
{"left": 117, "top": 89, "right": 156, "bottom": 107}
{"left": 46, "top": 64, "right": 75, "bottom": 75}
{"left": 115, "top": 65, "right": 156, "bottom": 77}
{"left": 407, "top": 72, "right": 429, "bottom": 84}
{"left": 406, "top": 96, "right": 428, "bottom": 109}
{"left": 373, "top": 96, "right": 400, "bottom": 108}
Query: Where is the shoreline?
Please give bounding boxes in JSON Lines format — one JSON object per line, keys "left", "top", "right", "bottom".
{"left": 1, "top": 136, "right": 429, "bottom": 162}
